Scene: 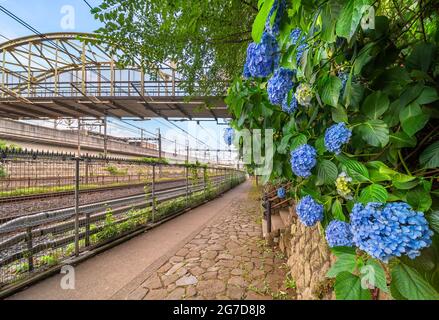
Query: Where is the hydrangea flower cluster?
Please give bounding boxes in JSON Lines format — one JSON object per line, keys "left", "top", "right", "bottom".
{"left": 290, "top": 28, "right": 302, "bottom": 45}
{"left": 243, "top": 32, "right": 279, "bottom": 78}
{"left": 335, "top": 172, "right": 353, "bottom": 200}
{"left": 277, "top": 187, "right": 286, "bottom": 199}
{"left": 324, "top": 122, "right": 352, "bottom": 154}
{"left": 325, "top": 220, "right": 354, "bottom": 248}
{"left": 338, "top": 72, "right": 348, "bottom": 93}
{"left": 296, "top": 195, "right": 324, "bottom": 227}
{"left": 265, "top": 0, "right": 286, "bottom": 36}
{"left": 281, "top": 91, "right": 298, "bottom": 114}
{"left": 350, "top": 202, "right": 434, "bottom": 262}
{"left": 295, "top": 83, "right": 313, "bottom": 107}
{"left": 267, "top": 68, "right": 295, "bottom": 105}
{"left": 290, "top": 144, "right": 317, "bottom": 178}
{"left": 223, "top": 128, "right": 235, "bottom": 146}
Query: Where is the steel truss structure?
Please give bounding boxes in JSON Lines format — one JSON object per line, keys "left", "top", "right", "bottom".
{"left": 0, "top": 33, "right": 228, "bottom": 120}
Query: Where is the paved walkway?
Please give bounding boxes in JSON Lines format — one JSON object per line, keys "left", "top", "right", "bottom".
{"left": 9, "top": 180, "right": 294, "bottom": 300}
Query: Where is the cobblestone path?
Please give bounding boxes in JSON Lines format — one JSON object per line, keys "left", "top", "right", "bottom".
{"left": 125, "top": 183, "right": 295, "bottom": 300}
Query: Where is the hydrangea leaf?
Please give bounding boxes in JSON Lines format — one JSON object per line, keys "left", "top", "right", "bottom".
{"left": 335, "top": 0, "right": 372, "bottom": 41}
{"left": 399, "top": 102, "right": 430, "bottom": 137}
{"left": 361, "top": 91, "right": 389, "bottom": 119}
{"left": 331, "top": 246, "right": 356, "bottom": 257}
{"left": 331, "top": 104, "right": 348, "bottom": 123}
{"left": 334, "top": 271, "right": 372, "bottom": 300}
{"left": 389, "top": 132, "right": 417, "bottom": 148}
{"left": 406, "top": 42, "right": 436, "bottom": 72}
{"left": 316, "top": 160, "right": 338, "bottom": 186}
{"left": 327, "top": 254, "right": 357, "bottom": 278}
{"left": 364, "top": 259, "right": 388, "bottom": 292}
{"left": 252, "top": 0, "right": 275, "bottom": 43}
{"left": 289, "top": 133, "right": 307, "bottom": 151}
{"left": 416, "top": 86, "right": 439, "bottom": 105}
{"left": 341, "top": 159, "right": 370, "bottom": 182}
{"left": 359, "top": 184, "right": 388, "bottom": 204}
{"left": 427, "top": 210, "right": 439, "bottom": 234}
{"left": 332, "top": 199, "right": 346, "bottom": 222}
{"left": 407, "top": 187, "right": 432, "bottom": 212}
{"left": 420, "top": 141, "right": 439, "bottom": 169}
{"left": 391, "top": 263, "right": 439, "bottom": 300}
{"left": 356, "top": 119, "right": 389, "bottom": 147}
{"left": 320, "top": 75, "right": 342, "bottom": 107}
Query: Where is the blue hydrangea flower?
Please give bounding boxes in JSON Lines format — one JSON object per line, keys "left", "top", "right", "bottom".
{"left": 296, "top": 195, "right": 324, "bottom": 227}
{"left": 281, "top": 91, "right": 298, "bottom": 114}
{"left": 290, "top": 144, "right": 317, "bottom": 178}
{"left": 223, "top": 128, "right": 235, "bottom": 146}
{"left": 243, "top": 32, "right": 279, "bottom": 78}
{"left": 277, "top": 187, "right": 286, "bottom": 199}
{"left": 325, "top": 220, "right": 354, "bottom": 248}
{"left": 265, "top": 0, "right": 286, "bottom": 36}
{"left": 267, "top": 68, "right": 295, "bottom": 106}
{"left": 324, "top": 122, "right": 352, "bottom": 154}
{"left": 338, "top": 72, "right": 348, "bottom": 92}
{"left": 243, "top": 61, "right": 251, "bottom": 79}
{"left": 290, "top": 28, "right": 302, "bottom": 46}
{"left": 350, "top": 202, "right": 434, "bottom": 263}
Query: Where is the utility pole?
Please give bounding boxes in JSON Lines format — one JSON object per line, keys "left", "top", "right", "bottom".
{"left": 103, "top": 116, "right": 108, "bottom": 158}
{"left": 158, "top": 128, "right": 162, "bottom": 160}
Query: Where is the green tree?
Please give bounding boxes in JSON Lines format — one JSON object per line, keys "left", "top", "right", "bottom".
{"left": 91, "top": 0, "right": 258, "bottom": 95}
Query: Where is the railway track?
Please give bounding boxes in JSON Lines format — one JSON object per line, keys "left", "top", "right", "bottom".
{"left": 0, "top": 176, "right": 225, "bottom": 224}
{"left": 0, "top": 176, "right": 221, "bottom": 204}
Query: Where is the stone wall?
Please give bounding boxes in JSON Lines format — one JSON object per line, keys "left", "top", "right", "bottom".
{"left": 277, "top": 206, "right": 335, "bottom": 300}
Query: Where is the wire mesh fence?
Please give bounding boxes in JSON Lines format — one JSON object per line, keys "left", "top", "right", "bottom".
{"left": 0, "top": 149, "right": 246, "bottom": 290}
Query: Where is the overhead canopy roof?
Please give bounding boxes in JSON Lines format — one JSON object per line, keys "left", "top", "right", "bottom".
{"left": 0, "top": 32, "right": 230, "bottom": 120}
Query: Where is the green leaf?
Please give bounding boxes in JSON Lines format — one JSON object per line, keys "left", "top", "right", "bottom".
{"left": 335, "top": 0, "right": 372, "bottom": 41}
{"left": 331, "top": 246, "right": 356, "bottom": 257}
{"left": 399, "top": 102, "right": 430, "bottom": 137}
{"left": 334, "top": 272, "right": 372, "bottom": 300}
{"left": 317, "top": 160, "right": 338, "bottom": 186}
{"left": 332, "top": 199, "right": 346, "bottom": 221}
{"left": 327, "top": 254, "right": 357, "bottom": 278}
{"left": 277, "top": 133, "right": 293, "bottom": 154}
{"left": 406, "top": 43, "right": 436, "bottom": 72}
{"left": 361, "top": 91, "right": 389, "bottom": 119}
{"left": 391, "top": 263, "right": 439, "bottom": 300}
{"left": 427, "top": 210, "right": 439, "bottom": 234}
{"left": 315, "top": 136, "right": 326, "bottom": 155}
{"left": 331, "top": 104, "right": 348, "bottom": 123}
{"left": 389, "top": 132, "right": 417, "bottom": 148}
{"left": 356, "top": 119, "right": 389, "bottom": 147}
{"left": 407, "top": 187, "right": 432, "bottom": 212}
{"left": 252, "top": 0, "right": 275, "bottom": 43}
{"left": 320, "top": 76, "right": 342, "bottom": 107}
{"left": 289, "top": 134, "right": 308, "bottom": 151}
{"left": 420, "top": 141, "right": 439, "bottom": 169}
{"left": 359, "top": 184, "right": 388, "bottom": 203}
{"left": 416, "top": 86, "right": 439, "bottom": 105}
{"left": 342, "top": 159, "right": 370, "bottom": 182}
{"left": 364, "top": 259, "right": 388, "bottom": 292}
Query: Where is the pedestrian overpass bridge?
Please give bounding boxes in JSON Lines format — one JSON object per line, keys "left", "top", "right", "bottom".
{"left": 0, "top": 32, "right": 229, "bottom": 120}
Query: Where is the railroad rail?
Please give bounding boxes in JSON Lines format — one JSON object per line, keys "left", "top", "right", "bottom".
{"left": 0, "top": 172, "right": 246, "bottom": 290}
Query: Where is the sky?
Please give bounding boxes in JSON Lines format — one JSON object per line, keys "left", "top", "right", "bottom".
{"left": 0, "top": 0, "right": 234, "bottom": 161}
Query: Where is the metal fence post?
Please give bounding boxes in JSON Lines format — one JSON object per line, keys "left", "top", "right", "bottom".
{"left": 203, "top": 167, "right": 207, "bottom": 197}
{"left": 74, "top": 157, "right": 80, "bottom": 257}
{"left": 185, "top": 165, "right": 189, "bottom": 205}
{"left": 26, "top": 227, "right": 34, "bottom": 272}
{"left": 152, "top": 164, "right": 156, "bottom": 223}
